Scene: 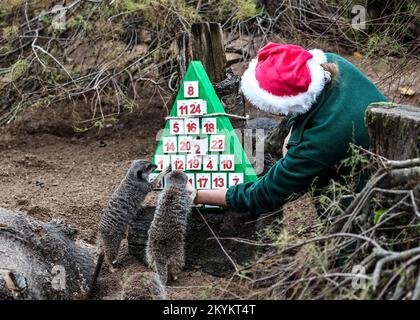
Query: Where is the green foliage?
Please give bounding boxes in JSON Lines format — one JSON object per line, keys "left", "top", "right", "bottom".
{"left": 373, "top": 208, "right": 386, "bottom": 224}
{"left": 2, "top": 25, "right": 19, "bottom": 41}
{"left": 3, "top": 59, "right": 30, "bottom": 82}
{"left": 214, "top": 0, "right": 260, "bottom": 22}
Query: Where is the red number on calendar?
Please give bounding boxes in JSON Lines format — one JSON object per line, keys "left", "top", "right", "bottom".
{"left": 186, "top": 122, "right": 197, "bottom": 132}
{"left": 204, "top": 122, "right": 215, "bottom": 133}
{"left": 213, "top": 177, "right": 225, "bottom": 188}
{"left": 179, "top": 141, "right": 190, "bottom": 152}
{"left": 232, "top": 177, "right": 240, "bottom": 185}
{"left": 165, "top": 142, "right": 175, "bottom": 152}
{"left": 194, "top": 144, "right": 201, "bottom": 154}
{"left": 187, "top": 86, "right": 194, "bottom": 96}
{"left": 197, "top": 177, "right": 208, "bottom": 188}
{"left": 211, "top": 139, "right": 223, "bottom": 150}
{"left": 188, "top": 177, "right": 193, "bottom": 185}
{"left": 158, "top": 159, "right": 164, "bottom": 169}
{"left": 179, "top": 105, "right": 188, "bottom": 115}
{"left": 174, "top": 160, "right": 184, "bottom": 170}
{"left": 221, "top": 159, "right": 233, "bottom": 170}
{"left": 190, "top": 103, "right": 201, "bottom": 114}
{"left": 188, "top": 159, "right": 200, "bottom": 169}
{"left": 206, "top": 160, "right": 213, "bottom": 170}
{"left": 173, "top": 122, "right": 180, "bottom": 133}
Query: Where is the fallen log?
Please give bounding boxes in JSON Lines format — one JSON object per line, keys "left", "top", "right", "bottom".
{"left": 0, "top": 208, "right": 97, "bottom": 300}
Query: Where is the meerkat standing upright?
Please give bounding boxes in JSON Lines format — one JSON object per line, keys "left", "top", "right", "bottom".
{"left": 96, "top": 160, "right": 169, "bottom": 274}
{"left": 146, "top": 170, "right": 193, "bottom": 285}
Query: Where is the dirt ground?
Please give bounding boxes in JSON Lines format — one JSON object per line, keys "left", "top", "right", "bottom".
{"left": 0, "top": 52, "right": 418, "bottom": 299}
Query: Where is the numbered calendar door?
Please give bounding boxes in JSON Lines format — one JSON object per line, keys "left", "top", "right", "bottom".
{"left": 202, "top": 117, "right": 217, "bottom": 134}
{"left": 154, "top": 155, "right": 170, "bottom": 171}
{"left": 209, "top": 135, "right": 225, "bottom": 152}
{"left": 171, "top": 155, "right": 186, "bottom": 171}
{"left": 162, "top": 136, "right": 177, "bottom": 153}
{"left": 191, "top": 138, "right": 208, "bottom": 155}
{"left": 220, "top": 154, "right": 235, "bottom": 171}
{"left": 184, "top": 118, "right": 200, "bottom": 135}
{"left": 169, "top": 119, "right": 184, "bottom": 135}
{"left": 184, "top": 81, "right": 199, "bottom": 98}
{"left": 186, "top": 173, "right": 195, "bottom": 188}
{"left": 188, "top": 99, "right": 207, "bottom": 115}
{"left": 202, "top": 155, "right": 218, "bottom": 171}
{"left": 177, "top": 100, "right": 189, "bottom": 116}
{"left": 178, "top": 136, "right": 192, "bottom": 153}
{"left": 229, "top": 173, "right": 244, "bottom": 187}
{"left": 212, "top": 173, "right": 227, "bottom": 189}
{"left": 186, "top": 154, "right": 202, "bottom": 171}
{"left": 149, "top": 173, "right": 163, "bottom": 190}
{"left": 196, "top": 173, "right": 211, "bottom": 190}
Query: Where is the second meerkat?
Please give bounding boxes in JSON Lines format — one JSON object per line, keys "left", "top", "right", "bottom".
{"left": 146, "top": 170, "right": 193, "bottom": 285}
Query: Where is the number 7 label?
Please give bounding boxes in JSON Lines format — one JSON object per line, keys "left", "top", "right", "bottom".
{"left": 228, "top": 173, "right": 243, "bottom": 187}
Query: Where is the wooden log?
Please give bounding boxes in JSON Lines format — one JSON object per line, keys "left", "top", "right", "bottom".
{"left": 365, "top": 103, "right": 420, "bottom": 160}
{"left": 0, "top": 208, "right": 97, "bottom": 300}
{"left": 128, "top": 192, "right": 277, "bottom": 277}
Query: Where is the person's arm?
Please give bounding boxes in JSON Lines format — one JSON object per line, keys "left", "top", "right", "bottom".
{"left": 194, "top": 189, "right": 228, "bottom": 207}
{"left": 225, "top": 151, "right": 333, "bottom": 215}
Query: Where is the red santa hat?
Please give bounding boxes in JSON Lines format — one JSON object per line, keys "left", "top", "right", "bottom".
{"left": 240, "top": 43, "right": 330, "bottom": 115}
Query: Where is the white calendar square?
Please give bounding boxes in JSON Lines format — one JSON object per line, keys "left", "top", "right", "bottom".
{"left": 178, "top": 136, "right": 192, "bottom": 153}
{"left": 177, "top": 100, "right": 189, "bottom": 116}
{"left": 162, "top": 136, "right": 177, "bottom": 153}
{"left": 171, "top": 155, "right": 186, "bottom": 171}
{"left": 220, "top": 154, "right": 235, "bottom": 171}
{"left": 196, "top": 173, "right": 211, "bottom": 189}
{"left": 191, "top": 137, "right": 208, "bottom": 155}
{"left": 184, "top": 81, "right": 199, "bottom": 98}
{"left": 186, "top": 173, "right": 195, "bottom": 188}
{"left": 229, "top": 173, "right": 244, "bottom": 187}
{"left": 202, "top": 154, "right": 218, "bottom": 171}
{"left": 184, "top": 118, "right": 200, "bottom": 134}
{"left": 202, "top": 117, "right": 217, "bottom": 134}
{"left": 186, "top": 154, "right": 202, "bottom": 170}
{"left": 209, "top": 135, "right": 225, "bottom": 152}
{"left": 169, "top": 119, "right": 184, "bottom": 135}
{"left": 212, "top": 172, "right": 227, "bottom": 189}
{"left": 154, "top": 155, "right": 170, "bottom": 171}
{"left": 149, "top": 173, "right": 163, "bottom": 190}
{"left": 188, "top": 99, "right": 207, "bottom": 115}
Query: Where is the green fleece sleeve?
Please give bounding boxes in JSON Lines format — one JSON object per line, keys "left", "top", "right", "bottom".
{"left": 225, "top": 151, "right": 333, "bottom": 214}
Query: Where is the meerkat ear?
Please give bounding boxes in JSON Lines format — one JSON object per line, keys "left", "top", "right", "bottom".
{"left": 136, "top": 163, "right": 157, "bottom": 181}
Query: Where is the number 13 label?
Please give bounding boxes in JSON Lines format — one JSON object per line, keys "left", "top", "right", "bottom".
{"left": 212, "top": 173, "right": 227, "bottom": 189}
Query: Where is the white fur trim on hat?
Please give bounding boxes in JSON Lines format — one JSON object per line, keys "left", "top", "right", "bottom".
{"left": 240, "top": 50, "right": 327, "bottom": 115}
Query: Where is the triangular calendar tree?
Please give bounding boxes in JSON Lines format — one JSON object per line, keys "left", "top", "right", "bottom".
{"left": 151, "top": 61, "right": 257, "bottom": 207}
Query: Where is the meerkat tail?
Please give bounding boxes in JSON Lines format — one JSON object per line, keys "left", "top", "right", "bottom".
{"left": 87, "top": 251, "right": 104, "bottom": 298}
{"left": 151, "top": 165, "right": 171, "bottom": 189}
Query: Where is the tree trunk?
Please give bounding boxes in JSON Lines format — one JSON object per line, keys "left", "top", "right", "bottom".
{"left": 0, "top": 208, "right": 97, "bottom": 300}
{"left": 365, "top": 103, "right": 420, "bottom": 160}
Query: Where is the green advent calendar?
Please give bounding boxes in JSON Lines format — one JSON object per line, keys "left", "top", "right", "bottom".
{"left": 151, "top": 61, "right": 257, "bottom": 208}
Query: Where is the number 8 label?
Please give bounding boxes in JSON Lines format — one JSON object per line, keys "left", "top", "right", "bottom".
{"left": 184, "top": 81, "right": 199, "bottom": 98}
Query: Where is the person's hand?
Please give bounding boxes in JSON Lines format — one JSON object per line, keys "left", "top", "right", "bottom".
{"left": 186, "top": 181, "right": 197, "bottom": 203}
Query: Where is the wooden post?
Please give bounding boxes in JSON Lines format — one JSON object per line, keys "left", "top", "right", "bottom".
{"left": 365, "top": 103, "right": 420, "bottom": 160}
{"left": 178, "top": 22, "right": 227, "bottom": 83}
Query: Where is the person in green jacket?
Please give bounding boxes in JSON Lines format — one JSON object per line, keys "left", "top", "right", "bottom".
{"left": 190, "top": 43, "right": 387, "bottom": 215}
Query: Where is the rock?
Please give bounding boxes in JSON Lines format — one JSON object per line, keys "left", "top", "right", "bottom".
{"left": 0, "top": 208, "right": 97, "bottom": 300}
{"left": 128, "top": 193, "right": 277, "bottom": 277}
